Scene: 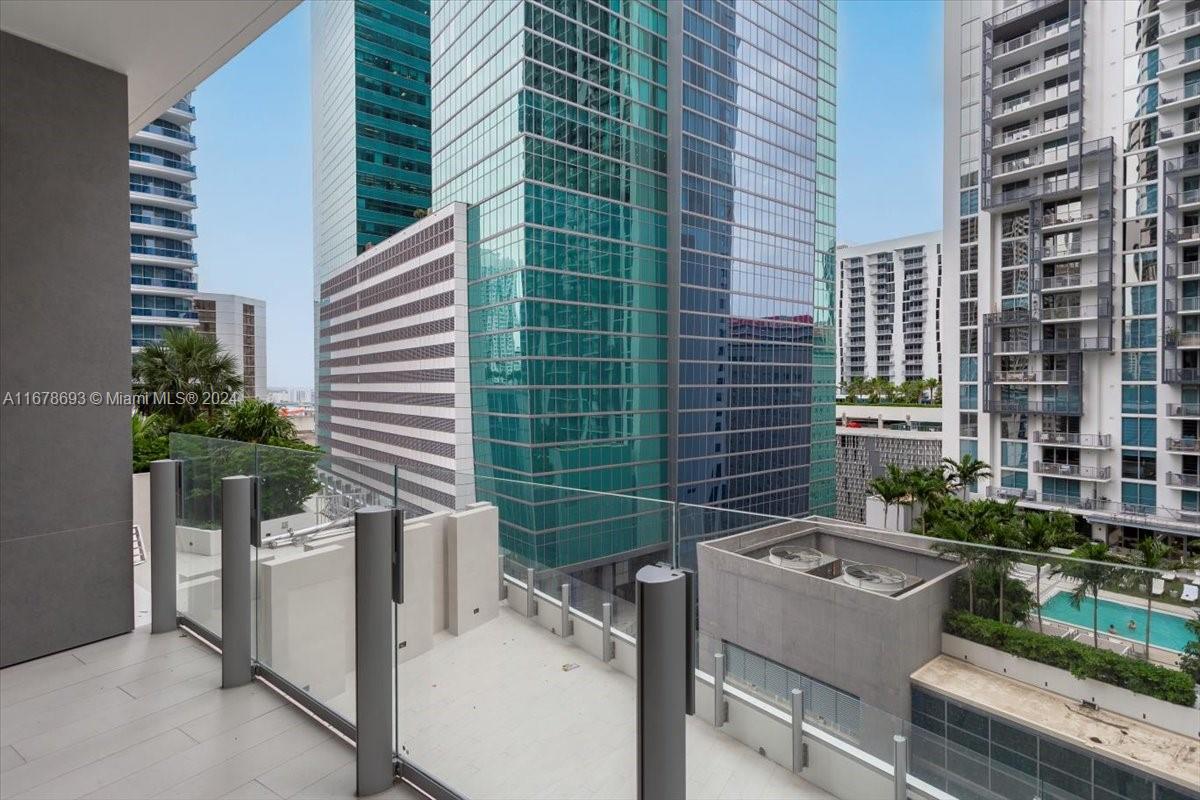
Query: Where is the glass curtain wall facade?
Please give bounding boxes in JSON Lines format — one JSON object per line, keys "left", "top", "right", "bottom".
{"left": 676, "top": 0, "right": 837, "bottom": 542}
{"left": 312, "top": 0, "right": 432, "bottom": 282}
{"left": 431, "top": 0, "right": 834, "bottom": 577}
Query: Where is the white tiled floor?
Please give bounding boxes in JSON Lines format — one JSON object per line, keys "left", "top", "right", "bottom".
{"left": 0, "top": 626, "right": 420, "bottom": 800}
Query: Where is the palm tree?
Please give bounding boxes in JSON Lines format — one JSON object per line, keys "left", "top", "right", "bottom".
{"left": 845, "top": 377, "right": 867, "bottom": 404}
{"left": 869, "top": 464, "right": 909, "bottom": 530}
{"left": 1133, "top": 536, "right": 1170, "bottom": 659}
{"left": 132, "top": 328, "right": 243, "bottom": 424}
{"left": 922, "top": 377, "right": 940, "bottom": 405}
{"left": 1054, "top": 542, "right": 1117, "bottom": 649}
{"left": 942, "top": 454, "right": 993, "bottom": 500}
{"left": 985, "top": 500, "right": 1022, "bottom": 623}
{"left": 926, "top": 496, "right": 994, "bottom": 615}
{"left": 1020, "top": 510, "right": 1078, "bottom": 632}
{"left": 907, "top": 467, "right": 949, "bottom": 535}
{"left": 210, "top": 398, "right": 297, "bottom": 444}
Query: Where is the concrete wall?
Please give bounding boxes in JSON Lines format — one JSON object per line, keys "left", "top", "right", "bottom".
{"left": 0, "top": 33, "right": 133, "bottom": 667}
{"left": 942, "top": 634, "right": 1199, "bottom": 738}
{"left": 696, "top": 521, "right": 960, "bottom": 721}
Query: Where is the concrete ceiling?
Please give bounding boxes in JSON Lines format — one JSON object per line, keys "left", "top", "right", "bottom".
{"left": 0, "top": 0, "right": 299, "bottom": 135}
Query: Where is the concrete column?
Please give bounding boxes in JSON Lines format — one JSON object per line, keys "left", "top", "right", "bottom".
{"left": 221, "top": 476, "right": 254, "bottom": 688}
{"left": 355, "top": 507, "right": 398, "bottom": 796}
{"left": 150, "top": 459, "right": 180, "bottom": 633}
{"left": 636, "top": 564, "right": 688, "bottom": 800}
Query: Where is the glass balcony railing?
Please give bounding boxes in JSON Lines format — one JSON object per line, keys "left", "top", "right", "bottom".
{"left": 129, "top": 150, "right": 196, "bottom": 173}
{"left": 165, "top": 433, "right": 1200, "bottom": 800}
{"left": 140, "top": 122, "right": 195, "bottom": 144}
{"left": 1160, "top": 46, "right": 1200, "bottom": 72}
{"left": 129, "top": 182, "right": 196, "bottom": 203}
{"left": 1163, "top": 11, "right": 1200, "bottom": 37}
{"left": 1166, "top": 436, "right": 1200, "bottom": 452}
{"left": 131, "top": 276, "right": 197, "bottom": 290}
{"left": 992, "top": 19, "right": 1071, "bottom": 58}
{"left": 1166, "top": 471, "right": 1200, "bottom": 487}
{"left": 1166, "top": 403, "right": 1200, "bottom": 416}
{"left": 130, "top": 306, "right": 197, "bottom": 319}
{"left": 171, "top": 99, "right": 196, "bottom": 115}
{"left": 1164, "top": 367, "right": 1200, "bottom": 382}
{"left": 131, "top": 244, "right": 196, "bottom": 261}
{"left": 1159, "top": 82, "right": 1200, "bottom": 106}
{"left": 129, "top": 213, "right": 195, "bottom": 231}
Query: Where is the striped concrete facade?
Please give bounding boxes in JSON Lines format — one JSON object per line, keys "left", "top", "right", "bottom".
{"left": 317, "top": 202, "right": 473, "bottom": 516}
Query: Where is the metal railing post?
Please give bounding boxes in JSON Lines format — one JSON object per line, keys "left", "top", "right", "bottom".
{"left": 525, "top": 567, "right": 537, "bottom": 618}
{"left": 149, "top": 459, "right": 180, "bottom": 634}
{"left": 713, "top": 652, "right": 726, "bottom": 727}
{"left": 893, "top": 734, "right": 908, "bottom": 800}
{"left": 601, "top": 602, "right": 614, "bottom": 663}
{"left": 791, "top": 688, "right": 806, "bottom": 772}
{"left": 636, "top": 565, "right": 690, "bottom": 800}
{"left": 559, "top": 583, "right": 573, "bottom": 638}
{"left": 354, "top": 507, "right": 400, "bottom": 796}
{"left": 498, "top": 553, "right": 507, "bottom": 600}
{"left": 220, "top": 475, "right": 254, "bottom": 689}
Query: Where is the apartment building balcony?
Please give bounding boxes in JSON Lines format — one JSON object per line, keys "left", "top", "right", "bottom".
{"left": 131, "top": 275, "right": 198, "bottom": 293}
{"left": 1032, "top": 462, "right": 1110, "bottom": 481}
{"left": 1157, "top": 117, "right": 1200, "bottom": 145}
{"left": 159, "top": 99, "right": 197, "bottom": 125}
{"left": 1165, "top": 187, "right": 1200, "bottom": 212}
{"left": 1038, "top": 270, "right": 1102, "bottom": 291}
{"left": 995, "top": 339, "right": 1032, "bottom": 354}
{"left": 1165, "top": 367, "right": 1200, "bottom": 382}
{"left": 990, "top": 16, "right": 1073, "bottom": 67}
{"left": 1164, "top": 259, "right": 1200, "bottom": 279}
{"left": 1165, "top": 224, "right": 1200, "bottom": 245}
{"left": 986, "top": 485, "right": 1036, "bottom": 501}
{"left": 1171, "top": 296, "right": 1200, "bottom": 315}
{"left": 131, "top": 123, "right": 197, "bottom": 154}
{"left": 1165, "top": 331, "right": 1200, "bottom": 349}
{"left": 129, "top": 213, "right": 197, "bottom": 240}
{"left": 992, "top": 117, "right": 1076, "bottom": 154}
{"left": 130, "top": 244, "right": 197, "bottom": 266}
{"left": 986, "top": 397, "right": 1082, "bottom": 415}
{"left": 993, "top": 50, "right": 1076, "bottom": 94}
{"left": 1166, "top": 471, "right": 1200, "bottom": 487}
{"left": 1163, "top": 152, "right": 1200, "bottom": 178}
{"left": 1039, "top": 304, "right": 1103, "bottom": 322}
{"left": 129, "top": 150, "right": 196, "bottom": 181}
{"left": 1030, "top": 336, "right": 1112, "bottom": 353}
{"left": 1166, "top": 436, "right": 1200, "bottom": 453}
{"left": 990, "top": 83, "right": 1078, "bottom": 125}
{"left": 1030, "top": 431, "right": 1111, "bottom": 448}
{"left": 129, "top": 182, "right": 197, "bottom": 211}
{"left": 1159, "top": 10, "right": 1200, "bottom": 42}
{"left": 1157, "top": 82, "right": 1200, "bottom": 112}
{"left": 1040, "top": 209, "right": 1096, "bottom": 231}
{"left": 1039, "top": 237, "right": 1099, "bottom": 261}
{"left": 1158, "top": 47, "right": 1200, "bottom": 78}
{"left": 1167, "top": 403, "right": 1200, "bottom": 417}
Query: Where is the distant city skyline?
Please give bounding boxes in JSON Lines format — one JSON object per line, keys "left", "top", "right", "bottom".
{"left": 190, "top": 0, "right": 942, "bottom": 389}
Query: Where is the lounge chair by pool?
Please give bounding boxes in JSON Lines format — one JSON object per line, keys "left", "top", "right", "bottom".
{"left": 1152, "top": 578, "right": 1165, "bottom": 596}
{"left": 1182, "top": 584, "right": 1199, "bottom": 603}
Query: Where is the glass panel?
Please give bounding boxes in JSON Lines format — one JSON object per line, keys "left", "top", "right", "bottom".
{"left": 393, "top": 477, "right": 671, "bottom": 798}
{"left": 253, "top": 445, "right": 394, "bottom": 724}
{"left": 171, "top": 433, "right": 255, "bottom": 638}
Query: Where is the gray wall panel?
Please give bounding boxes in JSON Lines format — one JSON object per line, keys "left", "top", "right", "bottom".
{"left": 0, "top": 32, "right": 133, "bottom": 666}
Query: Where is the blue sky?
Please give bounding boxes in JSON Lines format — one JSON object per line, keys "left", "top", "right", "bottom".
{"left": 192, "top": 1, "right": 943, "bottom": 388}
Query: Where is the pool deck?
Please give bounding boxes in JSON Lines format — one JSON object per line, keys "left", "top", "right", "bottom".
{"left": 911, "top": 656, "right": 1200, "bottom": 791}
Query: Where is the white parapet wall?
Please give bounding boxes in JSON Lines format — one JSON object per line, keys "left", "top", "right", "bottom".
{"left": 942, "top": 634, "right": 1199, "bottom": 737}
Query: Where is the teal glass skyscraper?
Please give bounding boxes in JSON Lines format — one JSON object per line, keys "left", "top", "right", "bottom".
{"left": 313, "top": 0, "right": 432, "bottom": 282}
{"left": 430, "top": 0, "right": 835, "bottom": 576}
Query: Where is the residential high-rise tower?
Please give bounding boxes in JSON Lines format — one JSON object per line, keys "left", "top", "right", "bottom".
{"left": 944, "top": 0, "right": 1198, "bottom": 544}
{"left": 130, "top": 95, "right": 200, "bottom": 348}
{"left": 837, "top": 231, "right": 943, "bottom": 387}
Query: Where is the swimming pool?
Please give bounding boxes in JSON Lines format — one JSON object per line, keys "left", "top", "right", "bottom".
{"left": 1040, "top": 592, "right": 1194, "bottom": 653}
